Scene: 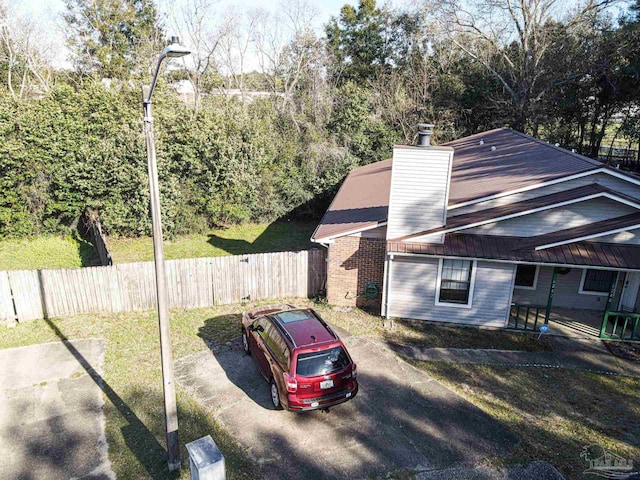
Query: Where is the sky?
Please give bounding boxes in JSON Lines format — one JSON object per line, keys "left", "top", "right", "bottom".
{"left": 20, "top": 0, "right": 623, "bottom": 71}
{"left": 17, "top": 0, "right": 409, "bottom": 69}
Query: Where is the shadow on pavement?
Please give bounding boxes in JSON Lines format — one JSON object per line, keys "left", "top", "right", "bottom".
{"left": 42, "top": 319, "right": 177, "bottom": 479}
{"left": 183, "top": 316, "right": 520, "bottom": 480}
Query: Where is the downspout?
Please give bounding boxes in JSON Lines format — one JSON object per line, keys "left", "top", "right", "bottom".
{"left": 381, "top": 253, "right": 393, "bottom": 327}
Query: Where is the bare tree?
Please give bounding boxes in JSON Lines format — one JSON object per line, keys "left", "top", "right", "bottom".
{"left": 216, "top": 8, "right": 263, "bottom": 101}
{"left": 434, "top": 0, "right": 617, "bottom": 131}
{"left": 171, "top": 0, "right": 224, "bottom": 109}
{"left": 253, "top": 0, "right": 324, "bottom": 127}
{"left": 0, "top": 4, "right": 54, "bottom": 99}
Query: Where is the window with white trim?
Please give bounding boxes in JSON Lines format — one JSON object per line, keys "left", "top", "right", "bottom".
{"left": 514, "top": 265, "right": 538, "bottom": 289}
{"left": 579, "top": 269, "right": 617, "bottom": 295}
{"left": 437, "top": 259, "right": 475, "bottom": 306}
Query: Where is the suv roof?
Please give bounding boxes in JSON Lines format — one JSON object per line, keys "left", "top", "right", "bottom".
{"left": 269, "top": 308, "right": 337, "bottom": 349}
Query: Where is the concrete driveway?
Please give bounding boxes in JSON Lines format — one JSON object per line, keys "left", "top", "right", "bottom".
{"left": 175, "top": 333, "right": 518, "bottom": 479}
{"left": 0, "top": 339, "right": 114, "bottom": 480}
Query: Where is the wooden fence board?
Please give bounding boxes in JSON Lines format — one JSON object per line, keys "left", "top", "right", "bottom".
{"left": 8, "top": 270, "right": 43, "bottom": 321}
{"left": 0, "top": 249, "right": 326, "bottom": 322}
{"left": 0, "top": 271, "right": 14, "bottom": 323}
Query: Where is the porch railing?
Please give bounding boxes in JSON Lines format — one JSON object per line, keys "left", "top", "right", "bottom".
{"left": 600, "top": 311, "right": 640, "bottom": 341}
{"left": 509, "top": 304, "right": 547, "bottom": 331}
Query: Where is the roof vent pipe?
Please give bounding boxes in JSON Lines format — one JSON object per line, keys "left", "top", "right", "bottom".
{"left": 416, "top": 123, "right": 434, "bottom": 147}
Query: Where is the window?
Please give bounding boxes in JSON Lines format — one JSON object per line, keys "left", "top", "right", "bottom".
{"left": 514, "top": 265, "right": 539, "bottom": 289}
{"left": 296, "top": 347, "right": 350, "bottom": 377}
{"left": 257, "top": 319, "right": 290, "bottom": 367}
{"left": 579, "top": 269, "right": 617, "bottom": 295}
{"left": 436, "top": 259, "right": 476, "bottom": 307}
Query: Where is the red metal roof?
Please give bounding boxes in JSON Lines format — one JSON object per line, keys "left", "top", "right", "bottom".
{"left": 387, "top": 234, "right": 640, "bottom": 270}
{"left": 312, "top": 128, "right": 608, "bottom": 241}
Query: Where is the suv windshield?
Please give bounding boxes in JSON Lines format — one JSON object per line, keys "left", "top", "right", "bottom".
{"left": 296, "top": 347, "right": 349, "bottom": 377}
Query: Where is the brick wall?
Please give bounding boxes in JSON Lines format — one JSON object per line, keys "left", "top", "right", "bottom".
{"left": 327, "top": 236, "right": 386, "bottom": 310}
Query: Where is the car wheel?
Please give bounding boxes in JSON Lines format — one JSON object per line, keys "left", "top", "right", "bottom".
{"left": 241, "top": 329, "right": 250, "bottom": 355}
{"left": 270, "top": 378, "right": 282, "bottom": 410}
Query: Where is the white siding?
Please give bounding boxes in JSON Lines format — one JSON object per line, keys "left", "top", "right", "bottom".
{"left": 465, "top": 197, "right": 634, "bottom": 237}
{"left": 387, "top": 146, "right": 453, "bottom": 240}
{"left": 512, "top": 266, "right": 619, "bottom": 310}
{"left": 449, "top": 173, "right": 640, "bottom": 217}
{"left": 387, "top": 256, "right": 515, "bottom": 327}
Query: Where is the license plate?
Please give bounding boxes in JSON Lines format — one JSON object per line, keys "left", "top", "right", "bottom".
{"left": 320, "top": 379, "right": 334, "bottom": 389}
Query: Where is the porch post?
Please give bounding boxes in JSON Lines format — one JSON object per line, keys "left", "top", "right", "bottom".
{"left": 603, "top": 273, "right": 618, "bottom": 315}
{"left": 600, "top": 274, "right": 619, "bottom": 339}
{"left": 544, "top": 267, "right": 558, "bottom": 324}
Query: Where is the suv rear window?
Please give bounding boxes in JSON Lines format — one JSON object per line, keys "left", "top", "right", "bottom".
{"left": 296, "top": 347, "right": 350, "bottom": 377}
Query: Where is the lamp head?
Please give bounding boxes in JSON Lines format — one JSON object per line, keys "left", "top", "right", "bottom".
{"left": 163, "top": 36, "right": 190, "bottom": 58}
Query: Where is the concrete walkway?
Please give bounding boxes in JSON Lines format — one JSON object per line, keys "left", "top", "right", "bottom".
{"left": 0, "top": 339, "right": 114, "bottom": 480}
{"left": 389, "top": 337, "right": 640, "bottom": 377}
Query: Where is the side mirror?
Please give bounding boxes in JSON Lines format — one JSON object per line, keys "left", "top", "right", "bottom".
{"left": 256, "top": 325, "right": 265, "bottom": 333}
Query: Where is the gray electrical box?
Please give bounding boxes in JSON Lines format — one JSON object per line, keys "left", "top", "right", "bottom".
{"left": 185, "top": 435, "right": 226, "bottom": 480}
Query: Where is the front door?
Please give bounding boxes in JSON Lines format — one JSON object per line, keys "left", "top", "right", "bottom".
{"left": 619, "top": 272, "right": 640, "bottom": 312}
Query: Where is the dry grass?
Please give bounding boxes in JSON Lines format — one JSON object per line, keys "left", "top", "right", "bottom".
{"left": 415, "top": 361, "right": 640, "bottom": 480}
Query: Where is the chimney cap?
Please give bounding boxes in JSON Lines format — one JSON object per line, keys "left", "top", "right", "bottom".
{"left": 416, "top": 123, "right": 434, "bottom": 147}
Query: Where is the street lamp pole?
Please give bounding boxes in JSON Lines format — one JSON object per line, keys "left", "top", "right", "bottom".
{"left": 142, "top": 36, "right": 190, "bottom": 472}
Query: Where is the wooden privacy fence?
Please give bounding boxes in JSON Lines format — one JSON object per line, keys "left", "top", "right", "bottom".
{"left": 0, "top": 249, "right": 326, "bottom": 323}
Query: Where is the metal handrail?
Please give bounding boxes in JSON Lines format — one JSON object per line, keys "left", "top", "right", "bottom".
{"left": 600, "top": 311, "right": 640, "bottom": 341}
{"left": 509, "top": 303, "right": 548, "bottom": 331}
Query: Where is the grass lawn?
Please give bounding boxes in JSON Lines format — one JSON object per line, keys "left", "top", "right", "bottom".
{"left": 0, "top": 236, "right": 98, "bottom": 270}
{"left": 0, "top": 221, "right": 317, "bottom": 271}
{"left": 415, "top": 362, "right": 640, "bottom": 480}
{"left": 108, "top": 221, "right": 317, "bottom": 264}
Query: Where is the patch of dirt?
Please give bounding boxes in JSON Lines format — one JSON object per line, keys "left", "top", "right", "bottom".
{"left": 604, "top": 341, "right": 640, "bottom": 362}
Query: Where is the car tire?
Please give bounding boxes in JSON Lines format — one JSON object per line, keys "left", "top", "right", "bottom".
{"left": 270, "top": 378, "right": 282, "bottom": 410}
{"left": 241, "top": 329, "right": 250, "bottom": 355}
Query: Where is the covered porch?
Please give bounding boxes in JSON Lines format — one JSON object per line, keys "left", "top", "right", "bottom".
{"left": 508, "top": 265, "right": 640, "bottom": 341}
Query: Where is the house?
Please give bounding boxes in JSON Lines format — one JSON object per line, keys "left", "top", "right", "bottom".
{"left": 311, "top": 125, "right": 640, "bottom": 340}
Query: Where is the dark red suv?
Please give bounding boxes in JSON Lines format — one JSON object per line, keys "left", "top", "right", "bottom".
{"left": 241, "top": 304, "right": 358, "bottom": 411}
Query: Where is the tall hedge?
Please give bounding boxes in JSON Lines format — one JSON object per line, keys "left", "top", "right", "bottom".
{"left": 0, "top": 81, "right": 360, "bottom": 238}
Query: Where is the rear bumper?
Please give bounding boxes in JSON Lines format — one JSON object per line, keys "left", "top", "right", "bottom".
{"left": 287, "top": 383, "right": 358, "bottom": 412}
